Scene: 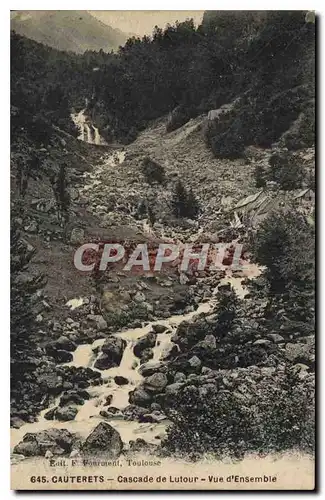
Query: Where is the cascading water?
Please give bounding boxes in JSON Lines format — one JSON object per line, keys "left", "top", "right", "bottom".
{"left": 71, "top": 108, "right": 107, "bottom": 146}
{"left": 11, "top": 264, "right": 261, "bottom": 453}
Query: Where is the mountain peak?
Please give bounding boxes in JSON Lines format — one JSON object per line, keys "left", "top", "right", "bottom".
{"left": 10, "top": 10, "right": 130, "bottom": 53}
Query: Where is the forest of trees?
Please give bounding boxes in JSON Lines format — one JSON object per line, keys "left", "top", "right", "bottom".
{"left": 11, "top": 11, "right": 315, "bottom": 150}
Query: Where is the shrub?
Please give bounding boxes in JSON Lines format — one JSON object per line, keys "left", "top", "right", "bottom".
{"left": 254, "top": 163, "right": 267, "bottom": 188}
{"left": 269, "top": 150, "right": 305, "bottom": 190}
{"left": 141, "top": 157, "right": 166, "bottom": 185}
{"left": 252, "top": 210, "right": 315, "bottom": 325}
{"left": 279, "top": 103, "right": 315, "bottom": 150}
{"left": 166, "top": 105, "right": 196, "bottom": 132}
{"left": 163, "top": 368, "right": 315, "bottom": 459}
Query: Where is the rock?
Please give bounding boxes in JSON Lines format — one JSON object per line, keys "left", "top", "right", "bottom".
{"left": 38, "top": 373, "right": 63, "bottom": 395}
{"left": 253, "top": 339, "right": 272, "bottom": 346}
{"left": 70, "top": 228, "right": 85, "bottom": 244}
{"left": 10, "top": 417, "right": 25, "bottom": 429}
{"left": 94, "top": 354, "right": 114, "bottom": 371}
{"left": 139, "top": 412, "right": 167, "bottom": 423}
{"left": 161, "top": 343, "right": 179, "bottom": 360}
{"left": 129, "top": 388, "right": 152, "bottom": 407}
{"left": 95, "top": 338, "right": 126, "bottom": 370}
{"left": 44, "top": 407, "right": 57, "bottom": 420}
{"left": 46, "top": 348, "right": 73, "bottom": 364}
{"left": 285, "top": 342, "right": 315, "bottom": 368}
{"left": 69, "top": 449, "right": 80, "bottom": 458}
{"left": 174, "top": 372, "right": 186, "bottom": 383}
{"left": 114, "top": 376, "right": 129, "bottom": 386}
{"left": 82, "top": 422, "right": 123, "bottom": 458}
{"left": 140, "top": 348, "right": 154, "bottom": 364}
{"left": 266, "top": 333, "right": 285, "bottom": 343}
{"left": 55, "top": 406, "right": 78, "bottom": 421}
{"left": 138, "top": 361, "right": 166, "bottom": 377}
{"left": 133, "top": 332, "right": 157, "bottom": 358}
{"left": 188, "top": 355, "right": 202, "bottom": 371}
{"left": 13, "top": 429, "right": 75, "bottom": 457}
{"left": 152, "top": 324, "right": 167, "bottom": 334}
{"left": 59, "top": 391, "right": 85, "bottom": 407}
{"left": 144, "top": 373, "right": 168, "bottom": 393}
{"left": 87, "top": 314, "right": 108, "bottom": 331}
{"left": 134, "top": 291, "right": 146, "bottom": 303}
{"left": 45, "top": 450, "right": 53, "bottom": 459}
{"left": 76, "top": 389, "right": 91, "bottom": 400}
{"left": 150, "top": 403, "right": 162, "bottom": 412}
{"left": 129, "top": 438, "right": 156, "bottom": 453}
{"left": 200, "top": 334, "right": 217, "bottom": 349}
{"left": 103, "top": 395, "right": 113, "bottom": 406}
{"left": 105, "top": 407, "right": 120, "bottom": 415}
{"left": 292, "top": 363, "right": 309, "bottom": 373}
{"left": 165, "top": 382, "right": 184, "bottom": 396}
{"left": 201, "top": 367, "right": 213, "bottom": 375}
{"left": 123, "top": 405, "right": 149, "bottom": 420}
{"left": 53, "top": 336, "right": 77, "bottom": 352}
{"left": 13, "top": 441, "right": 44, "bottom": 457}
{"left": 99, "top": 410, "right": 117, "bottom": 419}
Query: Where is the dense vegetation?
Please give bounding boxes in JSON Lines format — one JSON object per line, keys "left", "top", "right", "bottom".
{"left": 11, "top": 11, "right": 315, "bottom": 151}
{"left": 163, "top": 209, "right": 315, "bottom": 457}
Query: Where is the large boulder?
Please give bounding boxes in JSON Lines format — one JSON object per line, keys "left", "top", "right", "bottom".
{"left": 59, "top": 391, "right": 85, "bottom": 407}
{"left": 151, "top": 324, "right": 167, "bottom": 334}
{"left": 13, "top": 429, "right": 75, "bottom": 457}
{"left": 55, "top": 406, "right": 78, "bottom": 421}
{"left": 143, "top": 373, "right": 168, "bottom": 393}
{"left": 199, "top": 335, "right": 217, "bottom": 350}
{"left": 87, "top": 314, "right": 108, "bottom": 332}
{"left": 123, "top": 405, "right": 149, "bottom": 420}
{"left": 38, "top": 373, "right": 63, "bottom": 395}
{"left": 285, "top": 342, "right": 315, "bottom": 368}
{"left": 114, "top": 376, "right": 129, "bottom": 386}
{"left": 188, "top": 355, "right": 202, "bottom": 372}
{"left": 139, "top": 361, "right": 167, "bottom": 377}
{"left": 70, "top": 227, "right": 85, "bottom": 244}
{"left": 133, "top": 332, "right": 157, "bottom": 358}
{"left": 165, "top": 382, "right": 184, "bottom": 397}
{"left": 82, "top": 422, "right": 123, "bottom": 458}
{"left": 129, "top": 388, "right": 152, "bottom": 407}
{"left": 52, "top": 336, "right": 77, "bottom": 352}
{"left": 94, "top": 338, "right": 126, "bottom": 370}
{"left": 140, "top": 348, "right": 154, "bottom": 364}
{"left": 46, "top": 347, "right": 73, "bottom": 364}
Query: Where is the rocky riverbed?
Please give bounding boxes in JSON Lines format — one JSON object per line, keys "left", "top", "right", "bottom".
{"left": 12, "top": 263, "right": 261, "bottom": 461}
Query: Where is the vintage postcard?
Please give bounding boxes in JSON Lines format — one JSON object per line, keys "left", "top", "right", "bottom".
{"left": 10, "top": 10, "right": 315, "bottom": 490}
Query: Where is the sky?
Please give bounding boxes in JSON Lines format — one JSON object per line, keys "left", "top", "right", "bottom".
{"left": 89, "top": 11, "right": 204, "bottom": 37}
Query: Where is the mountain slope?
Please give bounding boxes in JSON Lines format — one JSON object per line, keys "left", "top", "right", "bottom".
{"left": 10, "top": 10, "right": 130, "bottom": 53}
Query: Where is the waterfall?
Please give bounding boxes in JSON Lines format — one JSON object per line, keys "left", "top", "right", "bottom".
{"left": 85, "top": 124, "right": 93, "bottom": 144}
{"left": 71, "top": 108, "right": 107, "bottom": 146}
{"left": 94, "top": 126, "right": 101, "bottom": 145}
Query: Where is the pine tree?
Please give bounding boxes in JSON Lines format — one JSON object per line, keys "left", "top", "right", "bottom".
{"left": 187, "top": 187, "right": 200, "bottom": 219}
{"left": 172, "top": 180, "right": 189, "bottom": 218}
{"left": 214, "top": 285, "right": 240, "bottom": 337}
{"left": 172, "top": 180, "right": 200, "bottom": 219}
{"left": 147, "top": 205, "right": 156, "bottom": 226}
{"left": 53, "top": 162, "right": 70, "bottom": 224}
{"left": 11, "top": 205, "right": 46, "bottom": 384}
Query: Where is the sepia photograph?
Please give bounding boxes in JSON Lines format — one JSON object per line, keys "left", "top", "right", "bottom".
{"left": 10, "top": 9, "right": 316, "bottom": 490}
